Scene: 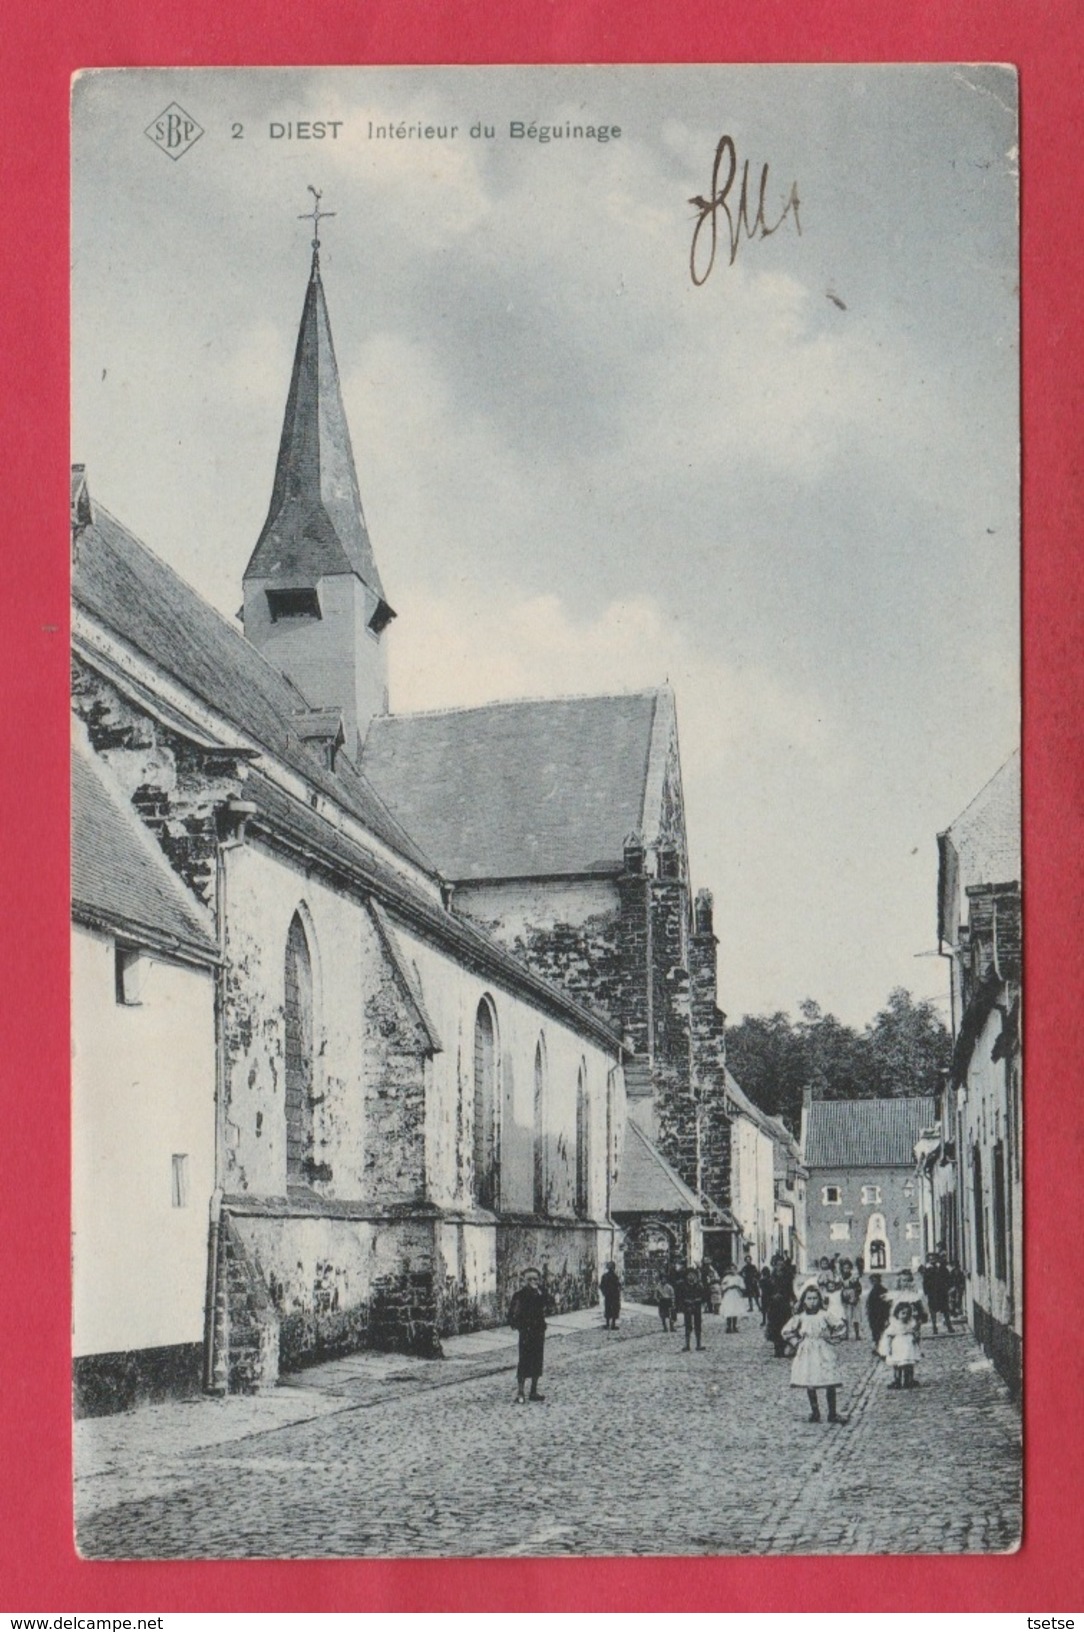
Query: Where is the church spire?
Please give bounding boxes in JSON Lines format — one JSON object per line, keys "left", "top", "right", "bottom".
{"left": 242, "top": 195, "right": 394, "bottom": 760}
{"left": 243, "top": 192, "right": 393, "bottom": 630}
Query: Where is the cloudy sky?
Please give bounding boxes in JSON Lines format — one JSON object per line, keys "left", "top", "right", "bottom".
{"left": 71, "top": 65, "right": 1019, "bottom": 1027}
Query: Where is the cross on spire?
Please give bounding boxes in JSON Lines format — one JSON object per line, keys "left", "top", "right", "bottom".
{"left": 298, "top": 185, "right": 336, "bottom": 258}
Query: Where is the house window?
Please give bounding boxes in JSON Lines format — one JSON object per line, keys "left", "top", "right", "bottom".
{"left": 829, "top": 1220, "right": 851, "bottom": 1241}
{"left": 822, "top": 1185, "right": 842, "bottom": 1205}
{"left": 861, "top": 1184, "right": 882, "bottom": 1205}
{"left": 266, "top": 587, "right": 321, "bottom": 622}
{"left": 868, "top": 1239, "right": 887, "bottom": 1270}
{"left": 284, "top": 911, "right": 315, "bottom": 1184}
{"left": 533, "top": 1037, "right": 548, "bottom": 1214}
{"left": 473, "top": 997, "right": 499, "bottom": 1211}
{"left": 972, "top": 1145, "right": 986, "bottom": 1276}
{"left": 575, "top": 1063, "right": 590, "bottom": 1219}
{"left": 905, "top": 1221, "right": 920, "bottom": 1240}
{"left": 171, "top": 1154, "right": 189, "bottom": 1208}
{"left": 114, "top": 946, "right": 147, "bottom": 1005}
{"left": 992, "top": 1139, "right": 1008, "bottom": 1282}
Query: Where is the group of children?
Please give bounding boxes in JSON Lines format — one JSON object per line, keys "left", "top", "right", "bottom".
{"left": 868, "top": 1267, "right": 929, "bottom": 1391}
{"left": 781, "top": 1262, "right": 932, "bottom": 1423}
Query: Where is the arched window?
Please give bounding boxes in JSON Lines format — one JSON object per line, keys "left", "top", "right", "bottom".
{"left": 575, "top": 1062, "right": 590, "bottom": 1218}
{"left": 868, "top": 1239, "right": 887, "bottom": 1270}
{"left": 533, "top": 1036, "right": 548, "bottom": 1214}
{"left": 284, "top": 911, "right": 314, "bottom": 1184}
{"left": 473, "top": 997, "right": 499, "bottom": 1210}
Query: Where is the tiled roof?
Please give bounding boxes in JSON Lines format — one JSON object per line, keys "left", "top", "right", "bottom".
{"left": 361, "top": 690, "right": 662, "bottom": 880}
{"left": 802, "top": 1097, "right": 937, "bottom": 1169}
{"left": 72, "top": 739, "right": 218, "bottom": 961}
{"left": 611, "top": 1117, "right": 701, "bottom": 1217}
{"left": 243, "top": 258, "right": 390, "bottom": 616}
{"left": 944, "top": 751, "right": 1021, "bottom": 892}
{"left": 73, "top": 494, "right": 431, "bottom": 873}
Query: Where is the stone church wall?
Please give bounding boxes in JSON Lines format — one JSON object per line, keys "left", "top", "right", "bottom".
{"left": 220, "top": 840, "right": 431, "bottom": 1203}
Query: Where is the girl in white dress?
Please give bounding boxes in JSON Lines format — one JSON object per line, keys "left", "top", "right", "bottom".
{"left": 782, "top": 1283, "right": 848, "bottom": 1423}
{"left": 719, "top": 1268, "right": 747, "bottom": 1332}
{"left": 878, "top": 1296, "right": 922, "bottom": 1389}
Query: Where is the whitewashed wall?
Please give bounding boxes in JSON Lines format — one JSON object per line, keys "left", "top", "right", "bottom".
{"left": 72, "top": 925, "right": 215, "bottom": 1357}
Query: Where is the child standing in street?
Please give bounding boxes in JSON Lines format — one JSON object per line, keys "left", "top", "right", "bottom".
{"left": 781, "top": 1283, "right": 848, "bottom": 1423}
{"left": 656, "top": 1276, "right": 676, "bottom": 1332}
{"left": 878, "top": 1296, "right": 923, "bottom": 1389}
{"left": 838, "top": 1258, "right": 862, "bottom": 1340}
{"left": 719, "top": 1266, "right": 747, "bottom": 1333}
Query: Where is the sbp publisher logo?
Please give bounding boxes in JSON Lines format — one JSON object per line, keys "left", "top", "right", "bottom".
{"left": 146, "top": 103, "right": 204, "bottom": 160}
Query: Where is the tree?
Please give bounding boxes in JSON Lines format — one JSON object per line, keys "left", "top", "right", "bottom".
{"left": 724, "top": 988, "right": 951, "bottom": 1130}
{"left": 863, "top": 987, "right": 951, "bottom": 1099}
{"left": 723, "top": 1011, "right": 807, "bottom": 1125}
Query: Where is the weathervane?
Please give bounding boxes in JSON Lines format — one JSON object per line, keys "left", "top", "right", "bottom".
{"left": 298, "top": 185, "right": 336, "bottom": 256}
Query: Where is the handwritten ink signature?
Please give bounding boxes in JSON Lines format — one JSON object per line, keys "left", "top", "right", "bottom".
{"left": 689, "top": 135, "right": 802, "bottom": 286}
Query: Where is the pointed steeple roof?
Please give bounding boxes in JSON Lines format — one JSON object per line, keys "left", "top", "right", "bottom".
{"left": 244, "top": 248, "right": 393, "bottom": 628}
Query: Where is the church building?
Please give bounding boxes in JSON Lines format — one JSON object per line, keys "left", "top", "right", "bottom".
{"left": 72, "top": 229, "right": 632, "bottom": 1412}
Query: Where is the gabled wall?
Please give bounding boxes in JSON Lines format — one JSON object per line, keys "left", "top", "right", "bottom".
{"left": 72, "top": 923, "right": 216, "bottom": 1414}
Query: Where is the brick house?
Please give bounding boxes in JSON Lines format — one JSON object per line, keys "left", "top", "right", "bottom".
{"left": 800, "top": 1096, "right": 935, "bottom": 1277}
{"left": 936, "top": 751, "right": 1021, "bottom": 1394}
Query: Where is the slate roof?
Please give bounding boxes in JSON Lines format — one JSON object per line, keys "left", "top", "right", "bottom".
{"left": 725, "top": 1068, "right": 786, "bottom": 1142}
{"left": 71, "top": 740, "right": 218, "bottom": 962}
{"left": 610, "top": 1117, "right": 702, "bottom": 1217}
{"left": 243, "top": 256, "right": 391, "bottom": 619}
{"left": 361, "top": 690, "right": 663, "bottom": 880}
{"left": 943, "top": 751, "right": 1020, "bottom": 886}
{"left": 73, "top": 495, "right": 431, "bottom": 873}
{"left": 242, "top": 769, "right": 624, "bottom": 1052}
{"left": 802, "top": 1097, "right": 937, "bottom": 1170}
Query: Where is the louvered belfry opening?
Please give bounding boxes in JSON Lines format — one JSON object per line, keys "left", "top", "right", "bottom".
{"left": 473, "top": 997, "right": 498, "bottom": 1210}
{"left": 284, "top": 912, "right": 314, "bottom": 1183}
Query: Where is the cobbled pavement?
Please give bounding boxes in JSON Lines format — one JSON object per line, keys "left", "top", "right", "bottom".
{"left": 74, "top": 1304, "right": 1020, "bottom": 1558}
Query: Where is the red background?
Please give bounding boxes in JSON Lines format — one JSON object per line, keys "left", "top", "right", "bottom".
{"left": 2, "top": 0, "right": 1081, "bottom": 1611}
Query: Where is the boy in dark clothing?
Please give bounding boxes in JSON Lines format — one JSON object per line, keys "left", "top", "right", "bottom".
{"left": 508, "top": 1267, "right": 550, "bottom": 1402}
{"left": 758, "top": 1264, "right": 773, "bottom": 1325}
{"left": 866, "top": 1273, "right": 892, "bottom": 1352}
{"left": 741, "top": 1251, "right": 761, "bottom": 1312}
{"left": 679, "top": 1266, "right": 705, "bottom": 1351}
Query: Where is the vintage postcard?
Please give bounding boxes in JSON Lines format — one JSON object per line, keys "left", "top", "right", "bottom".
{"left": 70, "top": 65, "right": 1020, "bottom": 1558}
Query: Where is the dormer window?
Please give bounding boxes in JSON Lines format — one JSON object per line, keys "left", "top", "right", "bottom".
{"left": 267, "top": 587, "right": 321, "bottom": 622}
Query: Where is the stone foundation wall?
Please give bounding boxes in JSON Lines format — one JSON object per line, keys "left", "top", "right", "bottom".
{"left": 73, "top": 1343, "right": 204, "bottom": 1419}
{"left": 221, "top": 1209, "right": 607, "bottom": 1380}
{"left": 973, "top": 1299, "right": 1022, "bottom": 1401}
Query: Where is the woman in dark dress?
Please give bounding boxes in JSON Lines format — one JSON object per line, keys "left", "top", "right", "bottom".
{"left": 600, "top": 1262, "right": 622, "bottom": 1329}
{"left": 764, "top": 1264, "right": 795, "bottom": 1357}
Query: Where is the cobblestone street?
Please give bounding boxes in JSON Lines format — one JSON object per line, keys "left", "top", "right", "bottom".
{"left": 75, "top": 1304, "right": 1020, "bottom": 1559}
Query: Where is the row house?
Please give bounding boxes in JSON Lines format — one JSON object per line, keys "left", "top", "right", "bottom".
{"left": 936, "top": 752, "right": 1021, "bottom": 1395}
